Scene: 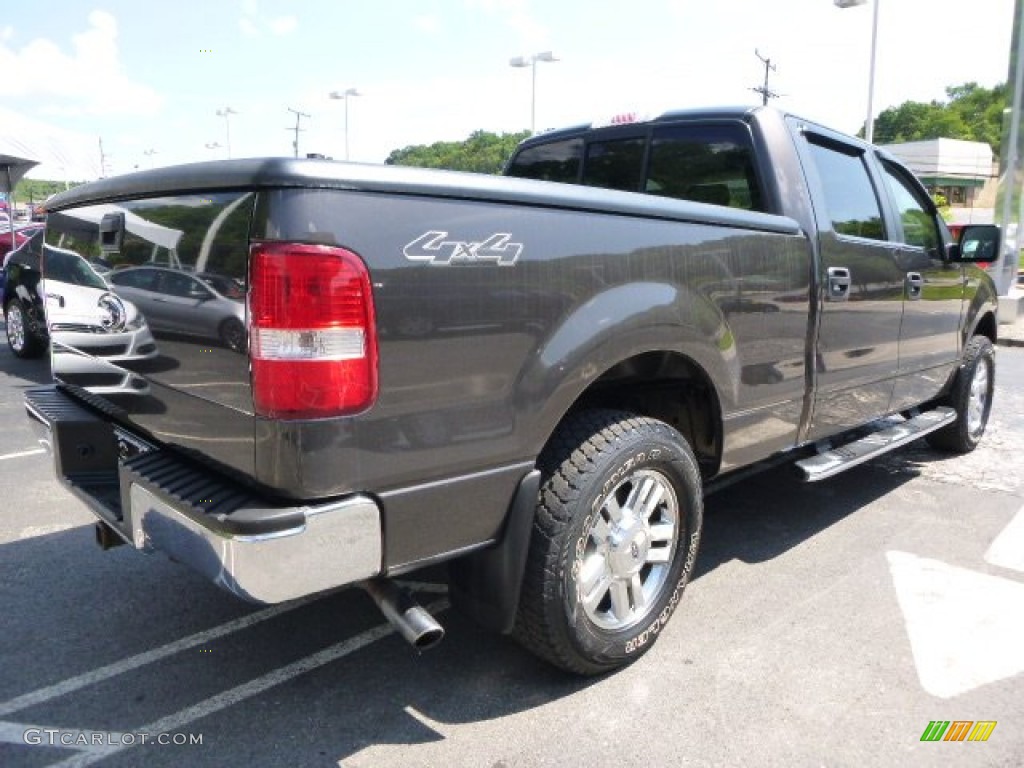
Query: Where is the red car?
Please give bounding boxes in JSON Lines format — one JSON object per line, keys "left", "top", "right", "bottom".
{"left": 0, "top": 224, "right": 44, "bottom": 265}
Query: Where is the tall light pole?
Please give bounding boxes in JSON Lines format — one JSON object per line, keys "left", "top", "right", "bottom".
{"left": 509, "top": 51, "right": 559, "bottom": 134}
{"left": 835, "top": 0, "right": 880, "bottom": 144}
{"left": 216, "top": 106, "right": 238, "bottom": 158}
{"left": 143, "top": 148, "right": 157, "bottom": 169}
{"left": 328, "top": 88, "right": 360, "bottom": 161}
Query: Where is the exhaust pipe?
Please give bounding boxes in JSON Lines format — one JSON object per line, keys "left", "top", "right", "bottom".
{"left": 95, "top": 521, "right": 126, "bottom": 550}
{"left": 363, "top": 579, "right": 445, "bottom": 651}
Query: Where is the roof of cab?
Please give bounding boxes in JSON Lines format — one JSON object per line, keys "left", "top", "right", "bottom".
{"left": 513, "top": 105, "right": 764, "bottom": 152}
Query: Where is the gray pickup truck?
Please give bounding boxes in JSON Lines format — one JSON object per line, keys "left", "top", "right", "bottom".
{"left": 24, "top": 106, "right": 999, "bottom": 674}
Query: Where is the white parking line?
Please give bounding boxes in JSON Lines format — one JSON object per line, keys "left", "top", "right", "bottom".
{"left": 48, "top": 599, "right": 449, "bottom": 768}
{"left": 985, "top": 504, "right": 1024, "bottom": 573}
{"left": 0, "top": 597, "right": 316, "bottom": 717}
{"left": 0, "top": 448, "right": 45, "bottom": 461}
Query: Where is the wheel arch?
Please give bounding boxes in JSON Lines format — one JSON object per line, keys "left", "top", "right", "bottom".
{"left": 970, "top": 309, "right": 997, "bottom": 345}
{"left": 549, "top": 349, "right": 725, "bottom": 478}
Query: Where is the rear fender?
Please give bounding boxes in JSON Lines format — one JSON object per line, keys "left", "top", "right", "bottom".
{"left": 518, "top": 281, "right": 736, "bottom": 451}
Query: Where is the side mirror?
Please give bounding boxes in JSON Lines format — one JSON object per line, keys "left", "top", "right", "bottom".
{"left": 952, "top": 224, "right": 1000, "bottom": 263}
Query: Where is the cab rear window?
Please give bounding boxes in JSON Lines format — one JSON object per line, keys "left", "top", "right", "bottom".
{"left": 505, "top": 138, "right": 582, "bottom": 183}
{"left": 507, "top": 121, "right": 764, "bottom": 211}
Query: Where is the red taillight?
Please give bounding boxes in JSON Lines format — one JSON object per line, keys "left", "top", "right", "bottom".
{"left": 249, "top": 241, "right": 377, "bottom": 419}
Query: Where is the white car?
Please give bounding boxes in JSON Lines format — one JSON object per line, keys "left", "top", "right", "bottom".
{"left": 4, "top": 231, "right": 158, "bottom": 377}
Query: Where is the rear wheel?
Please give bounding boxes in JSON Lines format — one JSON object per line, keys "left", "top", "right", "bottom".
{"left": 926, "top": 336, "right": 995, "bottom": 453}
{"left": 514, "top": 410, "right": 703, "bottom": 675}
{"left": 5, "top": 299, "right": 46, "bottom": 358}
{"left": 219, "top": 318, "right": 246, "bottom": 353}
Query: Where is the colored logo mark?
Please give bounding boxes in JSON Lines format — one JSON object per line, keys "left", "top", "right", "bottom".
{"left": 920, "top": 720, "right": 997, "bottom": 742}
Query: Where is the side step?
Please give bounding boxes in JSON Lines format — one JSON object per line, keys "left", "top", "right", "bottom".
{"left": 795, "top": 407, "right": 956, "bottom": 482}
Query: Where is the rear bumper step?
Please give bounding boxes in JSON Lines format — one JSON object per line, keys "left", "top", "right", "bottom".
{"left": 795, "top": 407, "right": 956, "bottom": 482}
{"left": 25, "top": 385, "right": 382, "bottom": 603}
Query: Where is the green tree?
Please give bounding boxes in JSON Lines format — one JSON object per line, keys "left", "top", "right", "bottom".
{"left": 385, "top": 130, "right": 530, "bottom": 174}
{"left": 870, "top": 82, "right": 1007, "bottom": 152}
{"left": 10, "top": 178, "right": 85, "bottom": 206}
{"left": 931, "top": 191, "right": 952, "bottom": 222}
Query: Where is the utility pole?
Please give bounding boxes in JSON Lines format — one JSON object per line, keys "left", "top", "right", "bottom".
{"left": 98, "top": 137, "right": 111, "bottom": 178}
{"left": 286, "top": 108, "right": 310, "bottom": 158}
{"left": 750, "top": 49, "right": 779, "bottom": 106}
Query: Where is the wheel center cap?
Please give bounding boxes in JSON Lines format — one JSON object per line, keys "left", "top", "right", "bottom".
{"left": 608, "top": 518, "right": 650, "bottom": 577}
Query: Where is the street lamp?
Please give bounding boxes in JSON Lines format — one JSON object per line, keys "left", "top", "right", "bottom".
{"left": 143, "top": 148, "right": 157, "bottom": 169}
{"left": 509, "top": 51, "right": 559, "bottom": 134}
{"left": 216, "top": 107, "right": 238, "bottom": 158}
{"left": 328, "top": 88, "right": 360, "bottom": 161}
{"left": 205, "top": 142, "right": 222, "bottom": 151}
{"left": 835, "top": 0, "right": 880, "bottom": 144}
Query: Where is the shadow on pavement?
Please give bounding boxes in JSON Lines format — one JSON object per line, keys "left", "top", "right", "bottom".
{"left": 0, "top": 324, "right": 52, "bottom": 386}
{"left": 0, "top": 449, "right": 939, "bottom": 767}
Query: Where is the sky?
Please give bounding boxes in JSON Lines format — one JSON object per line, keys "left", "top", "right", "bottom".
{"left": 0, "top": 0, "right": 1017, "bottom": 181}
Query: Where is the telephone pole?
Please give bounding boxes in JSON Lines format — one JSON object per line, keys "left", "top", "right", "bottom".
{"left": 286, "top": 108, "right": 310, "bottom": 158}
{"left": 98, "top": 137, "right": 111, "bottom": 178}
{"left": 750, "top": 49, "right": 779, "bottom": 106}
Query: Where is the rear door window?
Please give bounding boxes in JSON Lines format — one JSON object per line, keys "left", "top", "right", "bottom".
{"left": 805, "top": 138, "right": 886, "bottom": 241}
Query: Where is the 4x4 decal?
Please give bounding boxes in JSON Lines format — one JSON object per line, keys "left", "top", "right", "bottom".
{"left": 403, "top": 230, "right": 522, "bottom": 266}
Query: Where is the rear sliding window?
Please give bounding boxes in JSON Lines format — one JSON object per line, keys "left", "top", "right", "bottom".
{"left": 583, "top": 137, "right": 646, "bottom": 192}
{"left": 647, "top": 124, "right": 762, "bottom": 210}
{"left": 508, "top": 121, "right": 764, "bottom": 211}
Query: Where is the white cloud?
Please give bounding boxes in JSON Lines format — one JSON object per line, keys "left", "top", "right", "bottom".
{"left": 239, "top": 17, "right": 259, "bottom": 38}
{"left": 0, "top": 11, "right": 162, "bottom": 117}
{"left": 466, "top": 0, "right": 549, "bottom": 49}
{"left": 239, "top": 1, "right": 298, "bottom": 38}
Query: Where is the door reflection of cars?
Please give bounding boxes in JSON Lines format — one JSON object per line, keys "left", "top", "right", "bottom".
{"left": 3, "top": 230, "right": 157, "bottom": 365}
{"left": 107, "top": 266, "right": 246, "bottom": 352}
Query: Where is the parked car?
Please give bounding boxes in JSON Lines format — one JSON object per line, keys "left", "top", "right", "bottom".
{"left": 1, "top": 224, "right": 45, "bottom": 295}
{"left": 107, "top": 266, "right": 246, "bottom": 352}
{"left": 0, "top": 223, "right": 43, "bottom": 262}
{"left": 3, "top": 230, "right": 158, "bottom": 372}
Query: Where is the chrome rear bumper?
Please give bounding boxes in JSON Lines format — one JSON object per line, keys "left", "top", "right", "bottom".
{"left": 26, "top": 385, "right": 382, "bottom": 604}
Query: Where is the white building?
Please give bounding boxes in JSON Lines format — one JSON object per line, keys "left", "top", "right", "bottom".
{"left": 879, "top": 138, "right": 998, "bottom": 225}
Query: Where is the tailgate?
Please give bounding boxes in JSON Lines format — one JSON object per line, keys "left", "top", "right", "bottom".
{"left": 43, "top": 191, "right": 257, "bottom": 483}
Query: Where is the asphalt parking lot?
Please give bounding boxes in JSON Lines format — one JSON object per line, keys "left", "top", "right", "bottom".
{"left": 1, "top": 339, "right": 1022, "bottom": 768}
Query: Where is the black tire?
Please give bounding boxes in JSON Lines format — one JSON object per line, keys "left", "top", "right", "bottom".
{"left": 5, "top": 299, "right": 46, "bottom": 358}
{"left": 926, "top": 336, "right": 995, "bottom": 453}
{"left": 219, "top": 318, "right": 247, "bottom": 353}
{"left": 513, "top": 409, "right": 703, "bottom": 675}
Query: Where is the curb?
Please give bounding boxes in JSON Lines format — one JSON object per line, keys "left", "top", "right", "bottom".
{"left": 1000, "top": 336, "right": 1024, "bottom": 348}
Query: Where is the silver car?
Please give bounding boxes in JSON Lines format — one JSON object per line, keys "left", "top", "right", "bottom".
{"left": 107, "top": 266, "right": 246, "bottom": 352}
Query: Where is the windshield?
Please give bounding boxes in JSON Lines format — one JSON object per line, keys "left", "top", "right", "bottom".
{"left": 44, "top": 247, "right": 108, "bottom": 290}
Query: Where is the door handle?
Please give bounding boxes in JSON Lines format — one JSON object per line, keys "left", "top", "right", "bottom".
{"left": 826, "top": 267, "right": 851, "bottom": 302}
{"left": 905, "top": 272, "right": 923, "bottom": 301}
